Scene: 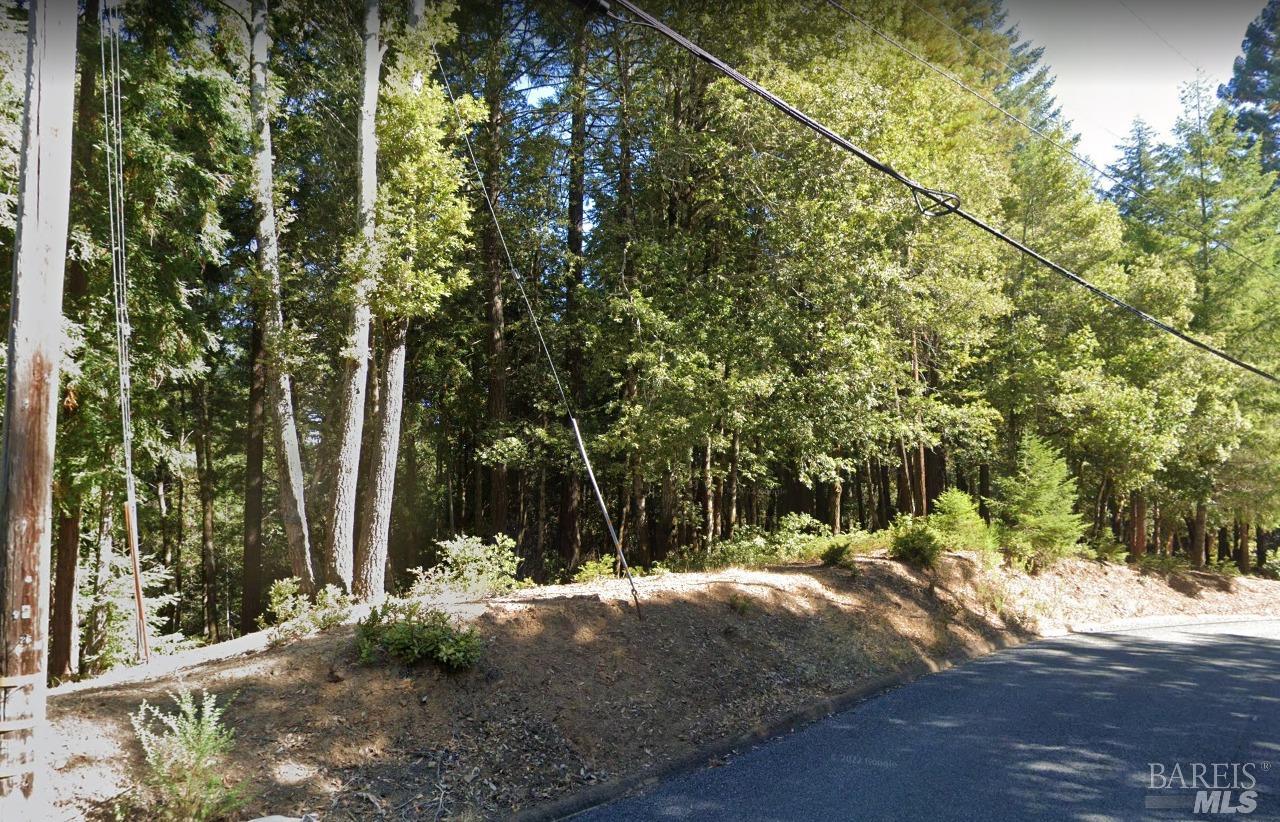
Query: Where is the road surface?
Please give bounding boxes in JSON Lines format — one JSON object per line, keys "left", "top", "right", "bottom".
{"left": 580, "top": 619, "right": 1280, "bottom": 821}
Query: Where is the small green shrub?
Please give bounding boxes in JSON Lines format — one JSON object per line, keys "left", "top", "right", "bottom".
{"left": 258, "top": 578, "right": 353, "bottom": 646}
{"left": 356, "top": 598, "right": 482, "bottom": 670}
{"left": 130, "top": 690, "right": 244, "bottom": 822}
{"left": 1088, "top": 536, "right": 1128, "bottom": 564}
{"left": 818, "top": 536, "right": 851, "bottom": 566}
{"left": 727, "top": 592, "right": 752, "bottom": 615}
{"left": 1258, "top": 559, "right": 1280, "bottom": 580}
{"left": 572, "top": 556, "right": 615, "bottom": 583}
{"left": 1208, "top": 557, "right": 1243, "bottom": 577}
{"left": 993, "top": 435, "right": 1086, "bottom": 572}
{"left": 889, "top": 516, "right": 944, "bottom": 568}
{"left": 1137, "top": 554, "right": 1191, "bottom": 574}
{"left": 410, "top": 534, "right": 522, "bottom": 599}
{"left": 931, "top": 489, "right": 997, "bottom": 559}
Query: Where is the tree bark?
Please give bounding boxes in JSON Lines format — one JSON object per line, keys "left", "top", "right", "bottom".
{"left": 1191, "top": 501, "right": 1207, "bottom": 568}
{"left": 481, "top": 7, "right": 508, "bottom": 537}
{"left": 49, "top": 506, "right": 80, "bottom": 681}
{"left": 355, "top": 318, "right": 406, "bottom": 600}
{"left": 1237, "top": 519, "right": 1252, "bottom": 574}
{"left": 702, "top": 435, "right": 715, "bottom": 549}
{"left": 250, "top": 0, "right": 315, "bottom": 592}
{"left": 325, "top": 0, "right": 382, "bottom": 591}
{"left": 241, "top": 319, "right": 266, "bottom": 632}
{"left": 194, "top": 383, "right": 218, "bottom": 641}
{"left": 724, "top": 430, "right": 739, "bottom": 540}
{"left": 1129, "top": 490, "right": 1147, "bottom": 560}
{"left": 559, "top": 11, "right": 588, "bottom": 570}
{"left": 50, "top": 0, "right": 99, "bottom": 685}
{"left": 830, "top": 477, "right": 843, "bottom": 535}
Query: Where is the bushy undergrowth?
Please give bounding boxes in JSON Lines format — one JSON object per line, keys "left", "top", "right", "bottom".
{"left": 663, "top": 514, "right": 883, "bottom": 573}
{"left": 410, "top": 534, "right": 526, "bottom": 599}
{"left": 130, "top": 690, "right": 244, "bottom": 821}
{"left": 572, "top": 556, "right": 615, "bottom": 583}
{"left": 1136, "top": 554, "right": 1192, "bottom": 574}
{"left": 258, "top": 578, "right": 354, "bottom": 646}
{"left": 356, "top": 598, "right": 482, "bottom": 670}
{"left": 889, "top": 515, "right": 944, "bottom": 568}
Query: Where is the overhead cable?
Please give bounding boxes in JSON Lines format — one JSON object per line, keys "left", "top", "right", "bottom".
{"left": 586, "top": 0, "right": 1280, "bottom": 385}
{"left": 431, "top": 44, "right": 644, "bottom": 615}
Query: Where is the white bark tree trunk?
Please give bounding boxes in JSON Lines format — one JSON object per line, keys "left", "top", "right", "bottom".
{"left": 250, "top": 0, "right": 316, "bottom": 592}
{"left": 326, "top": 0, "right": 381, "bottom": 591}
{"left": 0, "top": 0, "right": 77, "bottom": 810}
{"left": 355, "top": 317, "right": 406, "bottom": 600}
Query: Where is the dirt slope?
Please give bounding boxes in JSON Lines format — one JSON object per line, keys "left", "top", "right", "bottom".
{"left": 45, "top": 554, "right": 1280, "bottom": 820}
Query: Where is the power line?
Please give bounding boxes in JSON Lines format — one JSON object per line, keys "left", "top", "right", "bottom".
{"left": 1114, "top": 0, "right": 1200, "bottom": 73}
{"left": 821, "top": 0, "right": 1280, "bottom": 290}
{"left": 589, "top": 0, "right": 1280, "bottom": 386}
{"left": 431, "top": 45, "right": 643, "bottom": 615}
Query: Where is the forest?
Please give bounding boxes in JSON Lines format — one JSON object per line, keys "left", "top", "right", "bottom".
{"left": 2, "top": 0, "right": 1279, "bottom": 684}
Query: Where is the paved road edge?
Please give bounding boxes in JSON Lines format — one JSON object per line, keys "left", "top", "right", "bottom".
{"left": 515, "top": 613, "right": 1280, "bottom": 822}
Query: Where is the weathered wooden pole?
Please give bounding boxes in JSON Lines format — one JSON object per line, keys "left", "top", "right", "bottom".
{"left": 0, "top": 0, "right": 78, "bottom": 811}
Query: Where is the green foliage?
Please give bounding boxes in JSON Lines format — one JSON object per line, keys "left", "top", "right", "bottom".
{"left": 130, "top": 690, "right": 244, "bottom": 822}
{"left": 372, "top": 10, "right": 473, "bottom": 319}
{"left": 889, "top": 516, "right": 944, "bottom": 569}
{"left": 727, "top": 592, "right": 752, "bottom": 615}
{"left": 258, "top": 579, "right": 353, "bottom": 646}
{"left": 994, "top": 435, "right": 1087, "bottom": 571}
{"left": 572, "top": 556, "right": 616, "bottom": 584}
{"left": 1088, "top": 536, "right": 1130, "bottom": 564}
{"left": 1136, "top": 554, "right": 1192, "bottom": 574}
{"left": 930, "top": 489, "right": 997, "bottom": 558}
{"left": 409, "top": 534, "right": 523, "bottom": 599}
{"left": 356, "top": 598, "right": 482, "bottom": 670}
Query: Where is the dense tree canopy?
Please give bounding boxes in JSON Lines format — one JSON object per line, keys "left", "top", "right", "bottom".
{"left": 1, "top": 0, "right": 1277, "bottom": 673}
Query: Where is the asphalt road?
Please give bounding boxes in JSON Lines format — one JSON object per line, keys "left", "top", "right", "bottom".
{"left": 579, "top": 619, "right": 1280, "bottom": 821}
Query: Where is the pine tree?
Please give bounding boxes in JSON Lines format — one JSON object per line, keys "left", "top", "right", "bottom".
{"left": 1221, "top": 0, "right": 1280, "bottom": 172}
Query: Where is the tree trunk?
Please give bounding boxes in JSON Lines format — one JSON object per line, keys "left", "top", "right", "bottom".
{"left": 1257, "top": 525, "right": 1267, "bottom": 572}
{"left": 702, "top": 436, "right": 715, "bottom": 549}
{"left": 250, "top": 0, "right": 314, "bottom": 592}
{"left": 660, "top": 467, "right": 677, "bottom": 559}
{"left": 723, "top": 430, "right": 739, "bottom": 540}
{"left": 1191, "top": 501, "right": 1207, "bottom": 568}
{"left": 50, "top": 0, "right": 99, "bottom": 686}
{"left": 559, "top": 11, "right": 587, "bottom": 570}
{"left": 241, "top": 319, "right": 266, "bottom": 632}
{"left": 49, "top": 507, "right": 80, "bottom": 680}
{"left": 830, "top": 478, "right": 843, "bottom": 535}
{"left": 924, "top": 446, "right": 945, "bottom": 512}
{"left": 1237, "top": 519, "right": 1251, "bottom": 574}
{"left": 877, "top": 459, "right": 893, "bottom": 527}
{"left": 194, "top": 383, "right": 219, "bottom": 641}
{"left": 355, "top": 318, "right": 407, "bottom": 601}
{"left": 978, "top": 462, "right": 991, "bottom": 522}
{"left": 1129, "top": 490, "right": 1147, "bottom": 560}
{"left": 0, "top": 2, "right": 77, "bottom": 805}
{"left": 325, "top": 0, "right": 382, "bottom": 591}
{"left": 481, "top": 8, "right": 508, "bottom": 537}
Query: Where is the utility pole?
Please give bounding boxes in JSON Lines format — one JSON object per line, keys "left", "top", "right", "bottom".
{"left": 0, "top": 0, "right": 78, "bottom": 812}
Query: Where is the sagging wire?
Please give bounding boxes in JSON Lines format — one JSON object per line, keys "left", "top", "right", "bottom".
{"left": 584, "top": 0, "right": 1280, "bottom": 386}
{"left": 431, "top": 44, "right": 643, "bottom": 617}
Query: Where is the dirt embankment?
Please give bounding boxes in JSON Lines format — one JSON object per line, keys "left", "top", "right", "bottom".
{"left": 46, "top": 555, "right": 1280, "bottom": 820}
